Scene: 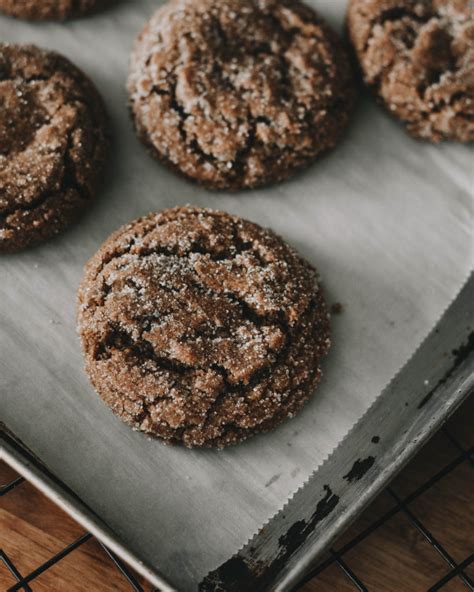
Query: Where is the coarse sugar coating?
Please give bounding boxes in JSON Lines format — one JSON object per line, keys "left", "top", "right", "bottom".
{"left": 77, "top": 206, "right": 331, "bottom": 448}
{"left": 0, "top": 44, "right": 108, "bottom": 252}
{"left": 128, "top": 0, "right": 356, "bottom": 190}
{"left": 0, "top": 0, "right": 109, "bottom": 20}
{"left": 347, "top": 0, "right": 474, "bottom": 142}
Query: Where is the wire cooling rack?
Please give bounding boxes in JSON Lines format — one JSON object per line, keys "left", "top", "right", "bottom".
{"left": 1, "top": 395, "right": 473, "bottom": 592}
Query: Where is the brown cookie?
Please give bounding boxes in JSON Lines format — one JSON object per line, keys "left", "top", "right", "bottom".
{"left": 128, "top": 0, "right": 356, "bottom": 191}
{"left": 347, "top": 0, "right": 474, "bottom": 142}
{"left": 0, "top": 44, "right": 108, "bottom": 252}
{"left": 77, "top": 206, "right": 331, "bottom": 448}
{"left": 0, "top": 0, "right": 107, "bottom": 20}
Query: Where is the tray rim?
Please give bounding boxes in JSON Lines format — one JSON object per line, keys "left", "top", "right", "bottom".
{"left": 276, "top": 370, "right": 473, "bottom": 591}
{"left": 0, "top": 428, "right": 177, "bottom": 592}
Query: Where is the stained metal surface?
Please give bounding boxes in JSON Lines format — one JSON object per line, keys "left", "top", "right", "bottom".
{"left": 201, "top": 275, "right": 474, "bottom": 591}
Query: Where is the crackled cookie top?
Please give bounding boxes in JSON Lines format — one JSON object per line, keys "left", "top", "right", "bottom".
{"left": 77, "top": 206, "right": 331, "bottom": 448}
{"left": 347, "top": 0, "right": 474, "bottom": 141}
{"left": 0, "top": 44, "right": 107, "bottom": 251}
{"left": 128, "top": 0, "right": 356, "bottom": 190}
{"left": 0, "top": 0, "right": 108, "bottom": 20}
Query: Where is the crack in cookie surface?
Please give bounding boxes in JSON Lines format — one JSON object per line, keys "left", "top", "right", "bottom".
{"left": 0, "top": 43, "right": 108, "bottom": 251}
{"left": 128, "top": 0, "right": 356, "bottom": 190}
{"left": 77, "top": 206, "right": 331, "bottom": 448}
{"left": 347, "top": 0, "right": 474, "bottom": 141}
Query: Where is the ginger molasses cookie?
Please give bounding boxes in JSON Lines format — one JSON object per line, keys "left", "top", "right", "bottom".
{"left": 0, "top": 44, "right": 107, "bottom": 252}
{"left": 0, "top": 0, "right": 107, "bottom": 20}
{"left": 347, "top": 0, "right": 474, "bottom": 142}
{"left": 77, "top": 206, "right": 331, "bottom": 448}
{"left": 128, "top": 0, "right": 356, "bottom": 191}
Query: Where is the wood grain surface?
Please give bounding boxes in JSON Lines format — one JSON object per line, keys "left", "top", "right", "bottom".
{"left": 1, "top": 395, "right": 473, "bottom": 592}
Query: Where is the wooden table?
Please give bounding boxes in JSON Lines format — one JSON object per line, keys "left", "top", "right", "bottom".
{"left": 1, "top": 395, "right": 473, "bottom": 592}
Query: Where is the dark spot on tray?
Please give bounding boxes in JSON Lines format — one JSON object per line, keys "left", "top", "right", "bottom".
{"left": 418, "top": 331, "right": 474, "bottom": 409}
{"left": 202, "top": 485, "right": 340, "bottom": 590}
{"left": 199, "top": 556, "right": 256, "bottom": 591}
{"left": 451, "top": 334, "right": 474, "bottom": 362}
{"left": 371, "top": 435, "right": 380, "bottom": 443}
{"left": 279, "top": 520, "right": 307, "bottom": 548}
{"left": 278, "top": 485, "right": 339, "bottom": 552}
{"left": 343, "top": 456, "right": 376, "bottom": 482}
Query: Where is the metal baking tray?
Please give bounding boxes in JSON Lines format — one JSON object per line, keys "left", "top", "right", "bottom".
{"left": 1, "top": 0, "right": 473, "bottom": 590}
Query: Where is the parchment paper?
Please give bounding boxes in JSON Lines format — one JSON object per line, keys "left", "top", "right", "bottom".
{"left": 0, "top": 2, "right": 472, "bottom": 590}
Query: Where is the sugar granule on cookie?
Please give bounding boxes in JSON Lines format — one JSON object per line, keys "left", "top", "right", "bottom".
{"left": 0, "top": 44, "right": 108, "bottom": 252}
{"left": 128, "top": 0, "right": 356, "bottom": 190}
{"left": 347, "top": 0, "right": 474, "bottom": 142}
{"left": 77, "top": 206, "right": 331, "bottom": 448}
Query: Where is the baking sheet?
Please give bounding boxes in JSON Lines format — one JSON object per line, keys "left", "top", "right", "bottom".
{"left": 0, "top": 2, "right": 472, "bottom": 590}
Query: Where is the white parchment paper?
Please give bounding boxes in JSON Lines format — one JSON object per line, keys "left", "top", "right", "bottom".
{"left": 1, "top": 2, "right": 472, "bottom": 590}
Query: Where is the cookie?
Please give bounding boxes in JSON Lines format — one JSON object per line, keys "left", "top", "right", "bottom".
{"left": 347, "top": 0, "right": 474, "bottom": 142}
{"left": 0, "top": 0, "right": 107, "bottom": 20}
{"left": 128, "top": 0, "right": 356, "bottom": 191}
{"left": 77, "top": 206, "right": 331, "bottom": 448}
{"left": 0, "top": 44, "right": 108, "bottom": 252}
